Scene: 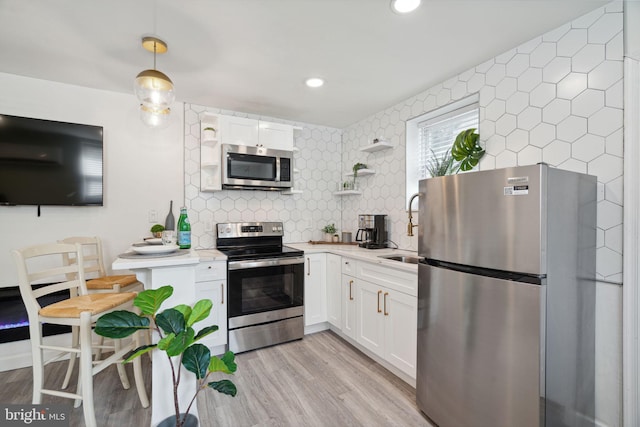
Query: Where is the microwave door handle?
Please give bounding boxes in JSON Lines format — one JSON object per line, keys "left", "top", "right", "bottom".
{"left": 275, "top": 157, "right": 281, "bottom": 182}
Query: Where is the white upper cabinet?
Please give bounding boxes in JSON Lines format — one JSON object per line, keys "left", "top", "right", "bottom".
{"left": 258, "top": 121, "right": 294, "bottom": 151}
{"left": 219, "top": 116, "right": 259, "bottom": 146}
{"left": 219, "top": 115, "right": 294, "bottom": 151}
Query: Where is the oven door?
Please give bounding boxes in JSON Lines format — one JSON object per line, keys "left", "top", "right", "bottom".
{"left": 227, "top": 256, "right": 304, "bottom": 322}
{"left": 222, "top": 144, "right": 292, "bottom": 189}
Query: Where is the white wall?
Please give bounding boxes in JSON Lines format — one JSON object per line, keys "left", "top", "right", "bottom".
{"left": 0, "top": 72, "right": 185, "bottom": 288}
{"left": 341, "top": 3, "right": 623, "bottom": 426}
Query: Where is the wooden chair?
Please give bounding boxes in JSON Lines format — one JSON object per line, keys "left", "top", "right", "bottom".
{"left": 59, "top": 236, "right": 145, "bottom": 364}
{"left": 12, "top": 242, "right": 149, "bottom": 427}
{"left": 58, "top": 236, "right": 143, "bottom": 294}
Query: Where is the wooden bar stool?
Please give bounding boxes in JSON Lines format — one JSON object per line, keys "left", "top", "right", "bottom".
{"left": 12, "top": 242, "right": 149, "bottom": 427}
{"left": 59, "top": 236, "right": 145, "bottom": 366}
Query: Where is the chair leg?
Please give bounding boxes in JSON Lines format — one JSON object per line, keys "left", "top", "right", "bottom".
{"left": 114, "top": 338, "right": 131, "bottom": 390}
{"left": 29, "top": 322, "right": 44, "bottom": 404}
{"left": 61, "top": 325, "right": 79, "bottom": 389}
{"left": 94, "top": 335, "right": 105, "bottom": 361}
{"left": 132, "top": 331, "right": 149, "bottom": 408}
{"left": 79, "top": 312, "right": 97, "bottom": 427}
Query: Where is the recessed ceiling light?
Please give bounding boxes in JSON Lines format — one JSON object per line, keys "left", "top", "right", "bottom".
{"left": 391, "top": 0, "right": 421, "bottom": 14}
{"left": 305, "top": 78, "right": 324, "bottom": 88}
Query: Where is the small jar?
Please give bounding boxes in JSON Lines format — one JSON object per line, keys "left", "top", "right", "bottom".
{"left": 332, "top": 234, "right": 339, "bottom": 243}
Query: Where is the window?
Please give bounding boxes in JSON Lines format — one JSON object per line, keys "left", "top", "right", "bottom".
{"left": 405, "top": 95, "right": 479, "bottom": 210}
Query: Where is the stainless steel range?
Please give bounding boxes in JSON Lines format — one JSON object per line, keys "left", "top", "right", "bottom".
{"left": 216, "top": 222, "right": 304, "bottom": 353}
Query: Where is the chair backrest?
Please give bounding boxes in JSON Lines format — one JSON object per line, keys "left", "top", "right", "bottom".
{"left": 12, "top": 242, "right": 87, "bottom": 319}
{"left": 58, "top": 236, "right": 107, "bottom": 279}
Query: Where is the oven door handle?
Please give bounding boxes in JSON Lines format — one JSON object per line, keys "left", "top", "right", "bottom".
{"left": 228, "top": 256, "right": 305, "bottom": 270}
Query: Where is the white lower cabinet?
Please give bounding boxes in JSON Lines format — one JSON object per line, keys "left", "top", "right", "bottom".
{"left": 355, "top": 280, "right": 385, "bottom": 357}
{"left": 342, "top": 273, "right": 357, "bottom": 339}
{"left": 326, "top": 254, "right": 342, "bottom": 327}
{"left": 194, "top": 261, "right": 228, "bottom": 351}
{"left": 355, "top": 279, "right": 417, "bottom": 378}
{"left": 304, "top": 253, "right": 327, "bottom": 326}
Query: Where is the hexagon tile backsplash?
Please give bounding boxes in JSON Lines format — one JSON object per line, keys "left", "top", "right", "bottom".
{"left": 342, "top": 2, "right": 623, "bottom": 283}
{"left": 184, "top": 103, "right": 343, "bottom": 249}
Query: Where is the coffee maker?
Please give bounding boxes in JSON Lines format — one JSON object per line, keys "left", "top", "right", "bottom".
{"left": 356, "top": 214, "right": 387, "bottom": 249}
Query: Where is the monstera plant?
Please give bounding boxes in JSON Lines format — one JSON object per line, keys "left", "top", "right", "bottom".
{"left": 451, "top": 128, "right": 484, "bottom": 172}
{"left": 95, "top": 286, "right": 237, "bottom": 427}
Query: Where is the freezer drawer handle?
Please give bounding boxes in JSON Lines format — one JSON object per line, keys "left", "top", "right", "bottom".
{"left": 383, "top": 292, "right": 389, "bottom": 316}
{"left": 377, "top": 290, "right": 382, "bottom": 313}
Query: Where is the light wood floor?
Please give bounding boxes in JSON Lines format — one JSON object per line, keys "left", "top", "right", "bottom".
{"left": 0, "top": 331, "right": 433, "bottom": 427}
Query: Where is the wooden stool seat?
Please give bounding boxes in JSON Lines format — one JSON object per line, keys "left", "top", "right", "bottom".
{"left": 39, "top": 292, "right": 137, "bottom": 318}
{"left": 86, "top": 275, "right": 139, "bottom": 290}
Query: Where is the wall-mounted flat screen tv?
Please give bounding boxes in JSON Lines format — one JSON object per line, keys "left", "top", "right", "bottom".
{"left": 0, "top": 114, "right": 103, "bottom": 206}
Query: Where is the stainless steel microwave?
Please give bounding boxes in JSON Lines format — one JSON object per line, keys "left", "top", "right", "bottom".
{"left": 221, "top": 144, "right": 293, "bottom": 190}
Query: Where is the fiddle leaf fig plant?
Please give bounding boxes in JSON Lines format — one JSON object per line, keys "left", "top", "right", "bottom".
{"left": 95, "top": 286, "right": 238, "bottom": 427}
{"left": 451, "top": 128, "right": 484, "bottom": 172}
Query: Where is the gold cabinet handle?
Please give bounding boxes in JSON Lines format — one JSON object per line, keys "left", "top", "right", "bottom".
{"left": 349, "top": 280, "right": 354, "bottom": 301}
{"left": 377, "top": 290, "right": 382, "bottom": 313}
{"left": 221, "top": 283, "right": 224, "bottom": 305}
{"left": 307, "top": 257, "right": 311, "bottom": 276}
{"left": 384, "top": 292, "right": 389, "bottom": 316}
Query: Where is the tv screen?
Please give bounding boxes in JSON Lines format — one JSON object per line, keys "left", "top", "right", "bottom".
{"left": 0, "top": 114, "right": 103, "bottom": 206}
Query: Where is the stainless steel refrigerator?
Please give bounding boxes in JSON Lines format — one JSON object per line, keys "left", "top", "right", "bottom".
{"left": 416, "top": 164, "right": 596, "bottom": 427}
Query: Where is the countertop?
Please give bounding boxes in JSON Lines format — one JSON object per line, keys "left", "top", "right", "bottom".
{"left": 112, "top": 248, "right": 227, "bottom": 270}
{"left": 286, "top": 243, "right": 419, "bottom": 273}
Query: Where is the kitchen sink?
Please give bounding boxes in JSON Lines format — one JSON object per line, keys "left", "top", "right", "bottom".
{"left": 378, "top": 255, "right": 423, "bottom": 264}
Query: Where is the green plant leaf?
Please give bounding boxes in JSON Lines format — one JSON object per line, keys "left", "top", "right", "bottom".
{"left": 194, "top": 325, "right": 219, "bottom": 342}
{"left": 166, "top": 328, "right": 195, "bottom": 357}
{"left": 221, "top": 351, "right": 238, "bottom": 373}
{"left": 182, "top": 343, "right": 211, "bottom": 379}
{"left": 156, "top": 308, "right": 186, "bottom": 336}
{"left": 207, "top": 379, "right": 237, "bottom": 397}
{"left": 134, "top": 286, "right": 173, "bottom": 316}
{"left": 451, "top": 128, "right": 484, "bottom": 172}
{"left": 187, "top": 299, "right": 213, "bottom": 327}
{"left": 95, "top": 311, "right": 150, "bottom": 339}
{"left": 123, "top": 344, "right": 156, "bottom": 362}
{"left": 173, "top": 304, "right": 192, "bottom": 321}
{"left": 208, "top": 351, "right": 236, "bottom": 374}
{"left": 157, "top": 333, "right": 175, "bottom": 351}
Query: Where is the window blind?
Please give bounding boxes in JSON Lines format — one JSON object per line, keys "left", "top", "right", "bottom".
{"left": 417, "top": 104, "right": 479, "bottom": 179}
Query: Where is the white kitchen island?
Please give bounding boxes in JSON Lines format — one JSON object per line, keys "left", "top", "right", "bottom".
{"left": 112, "top": 249, "right": 226, "bottom": 427}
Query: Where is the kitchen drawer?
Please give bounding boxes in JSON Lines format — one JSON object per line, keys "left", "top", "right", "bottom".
{"left": 196, "top": 261, "right": 227, "bottom": 282}
{"left": 357, "top": 261, "right": 417, "bottom": 296}
{"left": 342, "top": 258, "right": 357, "bottom": 275}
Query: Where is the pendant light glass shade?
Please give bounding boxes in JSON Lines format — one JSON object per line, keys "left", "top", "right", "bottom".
{"left": 134, "top": 36, "right": 174, "bottom": 127}
{"left": 140, "top": 104, "right": 171, "bottom": 128}
{"left": 134, "top": 69, "right": 175, "bottom": 108}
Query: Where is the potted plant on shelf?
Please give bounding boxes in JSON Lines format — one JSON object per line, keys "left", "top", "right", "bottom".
{"left": 151, "top": 224, "right": 165, "bottom": 238}
{"left": 95, "top": 286, "right": 238, "bottom": 427}
{"left": 202, "top": 127, "right": 217, "bottom": 140}
{"left": 322, "top": 223, "right": 337, "bottom": 242}
{"left": 352, "top": 162, "right": 367, "bottom": 187}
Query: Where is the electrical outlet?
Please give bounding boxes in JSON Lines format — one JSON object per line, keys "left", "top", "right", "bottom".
{"left": 204, "top": 221, "right": 213, "bottom": 232}
{"left": 306, "top": 219, "right": 313, "bottom": 229}
{"left": 149, "top": 210, "right": 157, "bottom": 223}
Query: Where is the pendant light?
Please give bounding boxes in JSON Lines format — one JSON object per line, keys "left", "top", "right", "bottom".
{"left": 134, "top": 36, "right": 174, "bottom": 127}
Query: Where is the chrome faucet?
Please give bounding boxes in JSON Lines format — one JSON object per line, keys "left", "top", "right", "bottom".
{"left": 407, "top": 192, "right": 421, "bottom": 236}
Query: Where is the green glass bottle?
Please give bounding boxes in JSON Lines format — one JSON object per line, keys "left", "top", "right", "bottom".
{"left": 177, "top": 206, "right": 191, "bottom": 249}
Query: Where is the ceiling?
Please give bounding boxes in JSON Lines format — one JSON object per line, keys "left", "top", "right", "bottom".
{"left": 0, "top": 0, "right": 610, "bottom": 128}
